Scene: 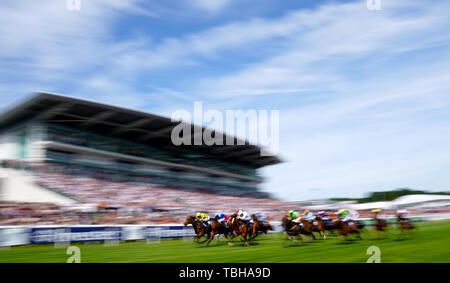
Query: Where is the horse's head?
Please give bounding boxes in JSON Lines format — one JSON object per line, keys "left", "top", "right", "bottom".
{"left": 184, "top": 215, "right": 196, "bottom": 226}
{"left": 228, "top": 214, "right": 237, "bottom": 225}
{"left": 332, "top": 218, "right": 341, "bottom": 227}
{"left": 281, "top": 215, "right": 291, "bottom": 229}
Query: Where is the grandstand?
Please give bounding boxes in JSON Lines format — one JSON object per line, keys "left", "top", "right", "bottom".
{"left": 0, "top": 92, "right": 288, "bottom": 225}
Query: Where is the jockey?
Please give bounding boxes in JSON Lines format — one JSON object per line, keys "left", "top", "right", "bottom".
{"left": 288, "top": 210, "right": 300, "bottom": 222}
{"left": 196, "top": 212, "right": 210, "bottom": 227}
{"left": 302, "top": 209, "right": 318, "bottom": 226}
{"left": 288, "top": 210, "right": 303, "bottom": 227}
{"left": 318, "top": 211, "right": 331, "bottom": 222}
{"left": 338, "top": 209, "right": 350, "bottom": 222}
{"left": 256, "top": 212, "right": 266, "bottom": 223}
{"left": 338, "top": 209, "right": 359, "bottom": 226}
{"left": 237, "top": 209, "right": 253, "bottom": 225}
{"left": 396, "top": 209, "right": 409, "bottom": 221}
{"left": 371, "top": 209, "right": 383, "bottom": 220}
{"left": 253, "top": 211, "right": 265, "bottom": 224}
{"left": 214, "top": 212, "right": 227, "bottom": 225}
{"left": 327, "top": 211, "right": 338, "bottom": 219}
{"left": 337, "top": 209, "right": 347, "bottom": 220}
{"left": 348, "top": 209, "right": 360, "bottom": 221}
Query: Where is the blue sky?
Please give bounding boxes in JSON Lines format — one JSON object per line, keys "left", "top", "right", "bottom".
{"left": 1, "top": 0, "right": 450, "bottom": 201}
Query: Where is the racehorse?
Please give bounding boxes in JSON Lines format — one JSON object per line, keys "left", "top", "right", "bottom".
{"left": 298, "top": 217, "right": 319, "bottom": 240}
{"left": 184, "top": 215, "right": 209, "bottom": 243}
{"left": 281, "top": 215, "right": 302, "bottom": 242}
{"left": 332, "top": 218, "right": 364, "bottom": 240}
{"left": 227, "top": 214, "right": 250, "bottom": 246}
{"left": 246, "top": 214, "right": 261, "bottom": 240}
{"left": 281, "top": 215, "right": 316, "bottom": 243}
{"left": 215, "top": 217, "right": 233, "bottom": 240}
{"left": 398, "top": 217, "right": 415, "bottom": 231}
{"left": 374, "top": 217, "right": 389, "bottom": 232}
{"left": 257, "top": 220, "right": 273, "bottom": 234}
{"left": 311, "top": 216, "right": 328, "bottom": 240}
{"left": 397, "top": 215, "right": 415, "bottom": 240}
{"left": 372, "top": 213, "right": 394, "bottom": 239}
{"left": 184, "top": 215, "right": 224, "bottom": 245}
{"left": 320, "top": 216, "right": 339, "bottom": 235}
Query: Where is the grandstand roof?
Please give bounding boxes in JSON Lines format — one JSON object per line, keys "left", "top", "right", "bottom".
{"left": 392, "top": 194, "right": 450, "bottom": 206}
{"left": 0, "top": 92, "right": 281, "bottom": 168}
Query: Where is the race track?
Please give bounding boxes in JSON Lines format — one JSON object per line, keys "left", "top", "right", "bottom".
{"left": 1, "top": 220, "right": 449, "bottom": 263}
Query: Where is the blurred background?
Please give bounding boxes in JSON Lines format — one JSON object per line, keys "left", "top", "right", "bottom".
{"left": 0, "top": 0, "right": 449, "bottom": 262}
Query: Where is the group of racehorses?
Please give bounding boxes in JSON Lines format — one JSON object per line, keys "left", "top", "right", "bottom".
{"left": 184, "top": 213, "right": 273, "bottom": 246}
{"left": 281, "top": 214, "right": 365, "bottom": 242}
{"left": 184, "top": 212, "right": 415, "bottom": 246}
{"left": 372, "top": 213, "right": 416, "bottom": 239}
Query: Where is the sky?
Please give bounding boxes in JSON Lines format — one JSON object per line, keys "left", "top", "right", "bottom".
{"left": 1, "top": 0, "right": 450, "bottom": 201}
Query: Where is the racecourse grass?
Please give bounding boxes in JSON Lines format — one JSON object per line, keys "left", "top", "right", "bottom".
{"left": 1, "top": 220, "right": 449, "bottom": 263}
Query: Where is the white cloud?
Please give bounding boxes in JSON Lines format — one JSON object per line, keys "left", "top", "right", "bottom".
{"left": 1, "top": 0, "right": 450, "bottom": 201}
{"left": 194, "top": 1, "right": 450, "bottom": 97}
{"left": 189, "top": 0, "right": 233, "bottom": 13}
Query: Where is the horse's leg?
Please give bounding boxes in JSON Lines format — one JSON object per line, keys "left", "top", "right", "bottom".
{"left": 288, "top": 233, "right": 297, "bottom": 242}
{"left": 228, "top": 237, "right": 235, "bottom": 246}
{"left": 247, "top": 227, "right": 252, "bottom": 241}
{"left": 399, "top": 227, "right": 404, "bottom": 240}
{"left": 356, "top": 230, "right": 362, "bottom": 240}
{"left": 360, "top": 227, "right": 369, "bottom": 240}
{"left": 252, "top": 227, "right": 257, "bottom": 240}
{"left": 234, "top": 226, "right": 241, "bottom": 238}
{"left": 248, "top": 231, "right": 254, "bottom": 241}
{"left": 344, "top": 231, "right": 351, "bottom": 241}
{"left": 197, "top": 229, "right": 209, "bottom": 243}
{"left": 207, "top": 231, "right": 216, "bottom": 246}
{"left": 298, "top": 233, "right": 304, "bottom": 244}
{"left": 228, "top": 227, "right": 239, "bottom": 245}
{"left": 242, "top": 229, "right": 249, "bottom": 246}
{"left": 249, "top": 227, "right": 258, "bottom": 241}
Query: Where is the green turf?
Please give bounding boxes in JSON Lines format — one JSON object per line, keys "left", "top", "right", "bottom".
{"left": 1, "top": 220, "right": 449, "bottom": 263}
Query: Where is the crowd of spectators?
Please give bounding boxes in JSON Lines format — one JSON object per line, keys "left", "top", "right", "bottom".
{"left": 0, "top": 165, "right": 300, "bottom": 225}
{"left": 1, "top": 162, "right": 448, "bottom": 226}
